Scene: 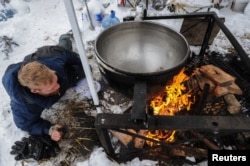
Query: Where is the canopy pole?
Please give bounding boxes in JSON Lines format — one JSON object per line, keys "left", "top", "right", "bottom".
{"left": 63, "top": 0, "right": 101, "bottom": 113}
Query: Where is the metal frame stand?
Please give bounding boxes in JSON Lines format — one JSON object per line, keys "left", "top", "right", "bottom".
{"left": 94, "top": 12, "right": 250, "bottom": 159}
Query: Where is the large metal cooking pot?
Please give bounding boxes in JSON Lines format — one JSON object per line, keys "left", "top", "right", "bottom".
{"left": 95, "top": 21, "right": 190, "bottom": 96}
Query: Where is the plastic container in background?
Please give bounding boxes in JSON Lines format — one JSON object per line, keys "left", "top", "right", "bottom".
{"left": 80, "top": 0, "right": 104, "bottom": 32}
{"left": 87, "top": 0, "right": 104, "bottom": 28}
{"left": 102, "top": 10, "right": 120, "bottom": 29}
{"left": 96, "top": 13, "right": 103, "bottom": 27}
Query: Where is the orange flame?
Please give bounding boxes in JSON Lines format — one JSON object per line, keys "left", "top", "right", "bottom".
{"left": 146, "top": 68, "right": 194, "bottom": 146}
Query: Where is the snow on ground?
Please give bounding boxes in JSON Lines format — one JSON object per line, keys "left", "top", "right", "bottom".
{"left": 0, "top": 0, "right": 250, "bottom": 166}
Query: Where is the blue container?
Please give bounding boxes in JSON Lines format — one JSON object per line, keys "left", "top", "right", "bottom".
{"left": 102, "top": 10, "right": 120, "bottom": 29}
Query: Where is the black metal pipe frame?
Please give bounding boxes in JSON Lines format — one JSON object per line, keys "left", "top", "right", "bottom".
{"left": 95, "top": 114, "right": 250, "bottom": 157}
{"left": 94, "top": 12, "right": 250, "bottom": 158}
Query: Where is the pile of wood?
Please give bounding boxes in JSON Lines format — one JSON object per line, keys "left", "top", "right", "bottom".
{"left": 110, "top": 129, "right": 209, "bottom": 159}
{"left": 110, "top": 129, "right": 147, "bottom": 149}
{"left": 188, "top": 64, "right": 242, "bottom": 114}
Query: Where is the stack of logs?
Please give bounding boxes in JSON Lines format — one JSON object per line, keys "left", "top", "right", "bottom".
{"left": 188, "top": 64, "right": 242, "bottom": 114}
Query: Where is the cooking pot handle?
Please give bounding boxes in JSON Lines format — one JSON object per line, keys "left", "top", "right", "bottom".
{"left": 131, "top": 81, "right": 147, "bottom": 124}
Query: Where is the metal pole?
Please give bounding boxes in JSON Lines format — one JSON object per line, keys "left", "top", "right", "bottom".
{"left": 84, "top": 0, "right": 95, "bottom": 31}
{"left": 63, "top": 0, "right": 101, "bottom": 113}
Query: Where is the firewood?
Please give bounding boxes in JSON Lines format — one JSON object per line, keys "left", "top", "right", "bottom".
{"left": 227, "top": 82, "right": 243, "bottom": 95}
{"left": 227, "top": 106, "right": 241, "bottom": 115}
{"left": 199, "top": 65, "right": 235, "bottom": 86}
{"left": 214, "top": 82, "right": 242, "bottom": 97}
{"left": 224, "top": 94, "right": 241, "bottom": 114}
{"left": 184, "top": 76, "right": 199, "bottom": 91}
{"left": 110, "top": 129, "right": 134, "bottom": 147}
{"left": 110, "top": 129, "right": 148, "bottom": 149}
{"left": 194, "top": 73, "right": 215, "bottom": 92}
{"left": 214, "top": 86, "right": 229, "bottom": 97}
{"left": 170, "top": 146, "right": 207, "bottom": 158}
{"left": 191, "top": 131, "right": 220, "bottom": 150}
{"left": 134, "top": 129, "right": 148, "bottom": 149}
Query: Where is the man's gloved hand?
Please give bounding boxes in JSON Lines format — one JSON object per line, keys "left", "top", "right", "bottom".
{"left": 10, "top": 135, "right": 61, "bottom": 161}
{"left": 10, "top": 137, "right": 31, "bottom": 160}
{"left": 27, "top": 135, "right": 45, "bottom": 161}
{"left": 40, "top": 135, "right": 61, "bottom": 159}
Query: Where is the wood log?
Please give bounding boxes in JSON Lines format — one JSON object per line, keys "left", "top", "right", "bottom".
{"left": 191, "top": 131, "right": 220, "bottom": 150}
{"left": 134, "top": 130, "right": 148, "bottom": 149}
{"left": 227, "top": 82, "right": 243, "bottom": 95}
{"left": 194, "top": 73, "right": 215, "bottom": 92}
{"left": 214, "top": 85, "right": 229, "bottom": 97}
{"left": 184, "top": 76, "right": 199, "bottom": 92}
{"left": 110, "top": 129, "right": 134, "bottom": 147}
{"left": 214, "top": 82, "right": 243, "bottom": 97}
{"left": 227, "top": 106, "right": 241, "bottom": 115}
{"left": 110, "top": 129, "right": 148, "bottom": 149}
{"left": 170, "top": 146, "right": 207, "bottom": 158}
{"left": 224, "top": 94, "right": 241, "bottom": 114}
{"left": 199, "top": 65, "right": 235, "bottom": 86}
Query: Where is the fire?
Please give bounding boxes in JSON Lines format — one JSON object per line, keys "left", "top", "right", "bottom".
{"left": 147, "top": 68, "right": 194, "bottom": 146}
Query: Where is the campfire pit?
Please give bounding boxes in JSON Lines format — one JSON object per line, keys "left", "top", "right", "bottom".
{"left": 94, "top": 12, "right": 250, "bottom": 165}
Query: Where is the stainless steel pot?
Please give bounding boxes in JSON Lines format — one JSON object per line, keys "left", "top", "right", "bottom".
{"left": 95, "top": 21, "right": 190, "bottom": 96}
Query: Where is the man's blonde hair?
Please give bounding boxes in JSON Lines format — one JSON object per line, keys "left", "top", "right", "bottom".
{"left": 18, "top": 61, "right": 55, "bottom": 89}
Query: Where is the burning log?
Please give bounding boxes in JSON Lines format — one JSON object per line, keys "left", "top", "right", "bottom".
{"left": 110, "top": 129, "right": 134, "bottom": 147}
{"left": 134, "top": 130, "right": 148, "bottom": 149}
{"left": 195, "top": 83, "right": 210, "bottom": 114}
{"left": 185, "top": 74, "right": 199, "bottom": 92}
{"left": 110, "top": 129, "right": 148, "bottom": 149}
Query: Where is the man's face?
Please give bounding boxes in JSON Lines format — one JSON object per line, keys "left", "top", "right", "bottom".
{"left": 31, "top": 73, "right": 60, "bottom": 96}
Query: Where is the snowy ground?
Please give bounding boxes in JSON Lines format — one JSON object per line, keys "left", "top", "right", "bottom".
{"left": 1, "top": 0, "right": 250, "bottom": 166}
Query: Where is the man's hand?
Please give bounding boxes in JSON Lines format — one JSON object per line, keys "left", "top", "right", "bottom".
{"left": 49, "top": 124, "right": 64, "bottom": 141}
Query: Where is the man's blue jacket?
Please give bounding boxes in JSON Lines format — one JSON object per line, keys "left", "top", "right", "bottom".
{"left": 2, "top": 46, "right": 84, "bottom": 136}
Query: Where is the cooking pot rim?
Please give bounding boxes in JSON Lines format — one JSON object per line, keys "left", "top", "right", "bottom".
{"left": 94, "top": 21, "right": 191, "bottom": 76}
{"left": 96, "top": 53, "right": 190, "bottom": 77}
